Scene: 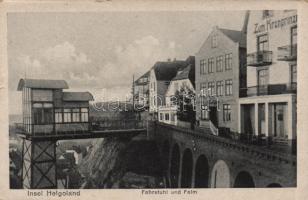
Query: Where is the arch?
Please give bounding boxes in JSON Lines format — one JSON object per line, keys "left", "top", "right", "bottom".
{"left": 267, "top": 183, "right": 282, "bottom": 188}
{"left": 170, "top": 143, "right": 180, "bottom": 188}
{"left": 181, "top": 148, "right": 193, "bottom": 188}
{"left": 162, "top": 140, "right": 170, "bottom": 187}
{"left": 194, "top": 154, "right": 209, "bottom": 188}
{"left": 233, "top": 171, "right": 255, "bottom": 188}
{"left": 210, "top": 160, "right": 231, "bottom": 188}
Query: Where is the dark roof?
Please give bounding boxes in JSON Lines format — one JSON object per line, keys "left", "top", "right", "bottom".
{"left": 152, "top": 60, "right": 188, "bottom": 81}
{"left": 17, "top": 78, "right": 69, "bottom": 91}
{"left": 172, "top": 64, "right": 193, "bottom": 80}
{"left": 63, "top": 92, "right": 94, "bottom": 101}
{"left": 172, "top": 56, "right": 195, "bottom": 85}
{"left": 219, "top": 28, "right": 246, "bottom": 48}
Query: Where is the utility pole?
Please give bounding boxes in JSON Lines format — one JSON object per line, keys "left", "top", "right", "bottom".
{"left": 132, "top": 74, "right": 135, "bottom": 111}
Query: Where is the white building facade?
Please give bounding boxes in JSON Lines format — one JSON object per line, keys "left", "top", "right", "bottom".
{"left": 239, "top": 10, "right": 297, "bottom": 149}
{"left": 158, "top": 64, "right": 195, "bottom": 125}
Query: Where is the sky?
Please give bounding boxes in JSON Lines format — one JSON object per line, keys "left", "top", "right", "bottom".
{"left": 8, "top": 11, "right": 246, "bottom": 115}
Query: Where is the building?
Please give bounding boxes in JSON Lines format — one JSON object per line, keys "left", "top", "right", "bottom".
{"left": 158, "top": 58, "right": 195, "bottom": 125}
{"left": 17, "top": 78, "right": 94, "bottom": 135}
{"left": 133, "top": 71, "right": 150, "bottom": 109}
{"left": 195, "top": 15, "right": 248, "bottom": 134}
{"left": 238, "top": 10, "right": 297, "bottom": 149}
{"left": 149, "top": 57, "right": 194, "bottom": 118}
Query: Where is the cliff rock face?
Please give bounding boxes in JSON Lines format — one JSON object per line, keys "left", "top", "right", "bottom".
{"left": 78, "top": 137, "right": 165, "bottom": 188}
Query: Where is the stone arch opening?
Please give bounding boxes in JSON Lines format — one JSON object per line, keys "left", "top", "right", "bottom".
{"left": 234, "top": 171, "right": 255, "bottom": 188}
{"left": 170, "top": 143, "right": 180, "bottom": 188}
{"left": 194, "top": 154, "right": 209, "bottom": 188}
{"left": 162, "top": 140, "right": 170, "bottom": 187}
{"left": 210, "top": 160, "right": 231, "bottom": 188}
{"left": 181, "top": 148, "right": 193, "bottom": 188}
{"left": 267, "top": 183, "right": 282, "bottom": 187}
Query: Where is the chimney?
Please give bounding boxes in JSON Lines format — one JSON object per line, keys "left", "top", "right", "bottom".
{"left": 167, "top": 58, "right": 171, "bottom": 62}
{"left": 242, "top": 10, "right": 250, "bottom": 34}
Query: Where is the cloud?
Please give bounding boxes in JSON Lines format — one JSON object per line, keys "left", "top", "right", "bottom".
{"left": 15, "top": 37, "right": 180, "bottom": 102}
{"left": 43, "top": 41, "right": 90, "bottom": 65}
{"left": 97, "top": 35, "right": 179, "bottom": 89}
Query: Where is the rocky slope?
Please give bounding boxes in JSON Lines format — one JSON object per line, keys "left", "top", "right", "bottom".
{"left": 78, "top": 136, "right": 165, "bottom": 188}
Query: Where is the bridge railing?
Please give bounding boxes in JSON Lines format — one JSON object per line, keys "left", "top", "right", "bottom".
{"left": 14, "top": 119, "right": 147, "bottom": 137}
{"left": 90, "top": 119, "right": 147, "bottom": 131}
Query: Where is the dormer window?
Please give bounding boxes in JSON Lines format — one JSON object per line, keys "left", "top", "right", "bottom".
{"left": 262, "top": 10, "right": 273, "bottom": 19}
{"left": 212, "top": 34, "right": 218, "bottom": 48}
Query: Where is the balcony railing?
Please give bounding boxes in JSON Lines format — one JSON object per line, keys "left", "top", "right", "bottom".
{"left": 277, "top": 44, "right": 297, "bottom": 61}
{"left": 247, "top": 51, "right": 273, "bottom": 67}
{"left": 240, "top": 83, "right": 297, "bottom": 97}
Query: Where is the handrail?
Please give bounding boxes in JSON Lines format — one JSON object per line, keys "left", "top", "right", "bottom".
{"left": 209, "top": 120, "right": 219, "bottom": 136}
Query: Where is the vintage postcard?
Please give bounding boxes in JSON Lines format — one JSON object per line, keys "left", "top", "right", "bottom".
{"left": 0, "top": 0, "right": 308, "bottom": 200}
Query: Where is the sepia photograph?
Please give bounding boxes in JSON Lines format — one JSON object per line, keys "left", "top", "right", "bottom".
{"left": 6, "top": 7, "right": 298, "bottom": 192}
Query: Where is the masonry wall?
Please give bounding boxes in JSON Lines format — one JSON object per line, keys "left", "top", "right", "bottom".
{"left": 152, "top": 122, "right": 296, "bottom": 187}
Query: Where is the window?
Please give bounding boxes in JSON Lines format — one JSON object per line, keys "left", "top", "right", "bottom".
{"left": 72, "top": 108, "right": 80, "bottom": 122}
{"left": 257, "top": 69, "right": 268, "bottom": 86}
{"left": 225, "top": 53, "right": 232, "bottom": 70}
{"left": 160, "top": 113, "right": 163, "bottom": 121}
{"left": 63, "top": 109, "right": 72, "bottom": 123}
{"left": 212, "top": 34, "right": 218, "bottom": 48}
{"left": 291, "top": 64, "right": 297, "bottom": 83}
{"left": 200, "top": 59, "right": 207, "bottom": 74}
{"left": 223, "top": 104, "right": 231, "bottom": 122}
{"left": 171, "top": 114, "right": 176, "bottom": 122}
{"left": 200, "top": 83, "right": 207, "bottom": 96}
{"left": 33, "top": 103, "right": 53, "bottom": 125}
{"left": 257, "top": 34, "right": 269, "bottom": 52}
{"left": 216, "top": 81, "right": 224, "bottom": 96}
{"left": 55, "top": 109, "right": 62, "bottom": 123}
{"left": 291, "top": 26, "right": 297, "bottom": 45}
{"left": 216, "top": 56, "right": 224, "bottom": 72}
{"left": 165, "top": 113, "right": 170, "bottom": 121}
{"left": 225, "top": 80, "right": 233, "bottom": 96}
{"left": 81, "top": 108, "right": 89, "bottom": 122}
{"left": 262, "top": 10, "right": 273, "bottom": 19}
{"left": 208, "top": 82, "right": 215, "bottom": 96}
{"left": 201, "top": 102, "right": 209, "bottom": 120}
{"left": 208, "top": 58, "right": 214, "bottom": 73}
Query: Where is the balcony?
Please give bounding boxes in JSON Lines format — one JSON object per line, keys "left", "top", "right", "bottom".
{"left": 247, "top": 51, "right": 273, "bottom": 67}
{"left": 277, "top": 44, "right": 297, "bottom": 61}
{"left": 240, "top": 83, "right": 297, "bottom": 97}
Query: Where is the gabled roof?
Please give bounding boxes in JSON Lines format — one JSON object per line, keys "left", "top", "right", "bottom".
{"left": 17, "top": 78, "right": 69, "bottom": 91}
{"left": 63, "top": 92, "right": 94, "bottom": 101}
{"left": 152, "top": 60, "right": 188, "bottom": 81}
{"left": 173, "top": 64, "right": 194, "bottom": 81}
{"left": 219, "top": 28, "right": 246, "bottom": 48}
{"left": 134, "top": 71, "right": 150, "bottom": 85}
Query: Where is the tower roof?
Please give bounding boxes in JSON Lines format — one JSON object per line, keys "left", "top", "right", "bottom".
{"left": 17, "top": 78, "right": 69, "bottom": 91}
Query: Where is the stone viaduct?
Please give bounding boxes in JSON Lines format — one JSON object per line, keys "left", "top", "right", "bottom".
{"left": 149, "top": 122, "right": 296, "bottom": 188}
